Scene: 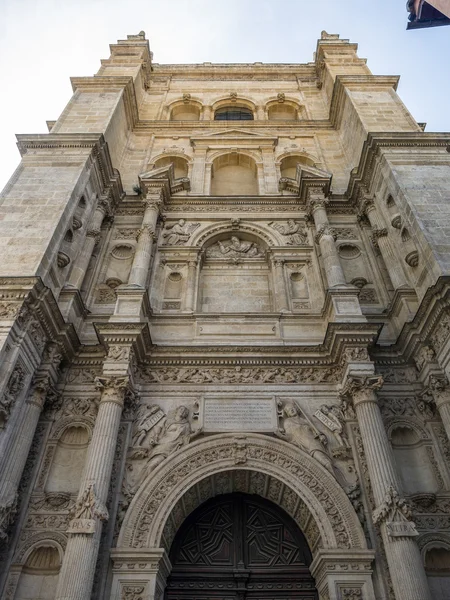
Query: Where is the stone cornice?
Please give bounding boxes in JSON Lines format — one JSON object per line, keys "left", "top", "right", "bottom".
{"left": 329, "top": 75, "right": 400, "bottom": 130}
{"left": 347, "top": 132, "right": 450, "bottom": 205}
{"left": 71, "top": 76, "right": 139, "bottom": 130}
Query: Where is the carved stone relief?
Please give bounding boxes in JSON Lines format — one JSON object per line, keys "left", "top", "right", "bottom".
{"left": 205, "top": 236, "right": 263, "bottom": 259}
{"left": 161, "top": 219, "right": 200, "bottom": 245}
{"left": 269, "top": 220, "right": 308, "bottom": 245}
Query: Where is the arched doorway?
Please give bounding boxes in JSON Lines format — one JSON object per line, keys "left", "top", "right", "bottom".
{"left": 165, "top": 492, "right": 318, "bottom": 600}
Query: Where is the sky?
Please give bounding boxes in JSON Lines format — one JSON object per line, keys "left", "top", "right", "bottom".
{"left": 1, "top": 0, "right": 449, "bottom": 191}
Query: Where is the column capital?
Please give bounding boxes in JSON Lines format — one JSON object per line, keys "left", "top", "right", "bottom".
{"left": 340, "top": 374, "right": 383, "bottom": 407}
{"left": 94, "top": 376, "right": 129, "bottom": 406}
{"left": 306, "top": 192, "right": 329, "bottom": 215}
{"left": 26, "top": 373, "right": 53, "bottom": 410}
{"left": 314, "top": 224, "right": 337, "bottom": 244}
{"left": 427, "top": 374, "right": 450, "bottom": 408}
{"left": 86, "top": 228, "right": 102, "bottom": 245}
{"left": 143, "top": 197, "right": 163, "bottom": 212}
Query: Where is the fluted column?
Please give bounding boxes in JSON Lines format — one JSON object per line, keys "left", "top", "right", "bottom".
{"left": 55, "top": 376, "right": 129, "bottom": 600}
{"left": 427, "top": 375, "right": 450, "bottom": 443}
{"left": 342, "top": 374, "right": 431, "bottom": 600}
{"left": 307, "top": 191, "right": 346, "bottom": 288}
{"left": 127, "top": 196, "right": 161, "bottom": 288}
{"left": 0, "top": 343, "right": 61, "bottom": 541}
{"left": 272, "top": 259, "right": 289, "bottom": 312}
{"left": 185, "top": 260, "right": 198, "bottom": 312}
{"left": 361, "top": 198, "right": 409, "bottom": 289}
{"left": 67, "top": 199, "right": 108, "bottom": 289}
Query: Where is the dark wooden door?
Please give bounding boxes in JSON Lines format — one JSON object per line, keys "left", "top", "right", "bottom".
{"left": 165, "top": 493, "right": 318, "bottom": 600}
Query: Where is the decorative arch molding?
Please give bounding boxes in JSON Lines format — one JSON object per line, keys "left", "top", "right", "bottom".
{"left": 206, "top": 148, "right": 263, "bottom": 166}
{"left": 386, "top": 418, "right": 429, "bottom": 441}
{"left": 275, "top": 150, "right": 320, "bottom": 168}
{"left": 190, "top": 220, "right": 277, "bottom": 249}
{"left": 166, "top": 97, "right": 204, "bottom": 111}
{"left": 13, "top": 531, "right": 67, "bottom": 565}
{"left": 118, "top": 433, "right": 367, "bottom": 553}
{"left": 211, "top": 96, "right": 257, "bottom": 114}
{"left": 49, "top": 418, "right": 94, "bottom": 442}
{"left": 419, "top": 533, "right": 450, "bottom": 558}
{"left": 148, "top": 151, "right": 193, "bottom": 168}
{"left": 265, "top": 97, "right": 306, "bottom": 119}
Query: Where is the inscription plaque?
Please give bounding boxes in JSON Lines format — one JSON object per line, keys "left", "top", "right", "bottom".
{"left": 203, "top": 398, "right": 276, "bottom": 432}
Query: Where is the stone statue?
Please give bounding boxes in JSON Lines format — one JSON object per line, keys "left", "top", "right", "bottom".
{"left": 206, "top": 236, "right": 262, "bottom": 259}
{"left": 270, "top": 220, "right": 308, "bottom": 245}
{"left": 277, "top": 402, "right": 333, "bottom": 474}
{"left": 314, "top": 404, "right": 350, "bottom": 448}
{"left": 131, "top": 403, "right": 164, "bottom": 447}
{"left": 133, "top": 405, "right": 202, "bottom": 488}
{"left": 161, "top": 219, "right": 199, "bottom": 245}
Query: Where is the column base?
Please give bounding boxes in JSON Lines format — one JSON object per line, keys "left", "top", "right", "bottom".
{"left": 310, "top": 549, "right": 376, "bottom": 600}
{"left": 326, "top": 287, "right": 367, "bottom": 323}
{"left": 111, "top": 548, "right": 171, "bottom": 600}
{"left": 110, "top": 285, "right": 152, "bottom": 322}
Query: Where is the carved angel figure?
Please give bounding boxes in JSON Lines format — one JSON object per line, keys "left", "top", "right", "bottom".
{"left": 162, "top": 219, "right": 199, "bottom": 245}
{"left": 270, "top": 220, "right": 308, "bottom": 245}
{"left": 207, "top": 236, "right": 262, "bottom": 259}
{"left": 135, "top": 405, "right": 202, "bottom": 487}
{"left": 315, "top": 404, "right": 350, "bottom": 448}
{"left": 277, "top": 402, "right": 333, "bottom": 474}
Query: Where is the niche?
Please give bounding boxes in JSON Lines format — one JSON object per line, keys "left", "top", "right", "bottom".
{"left": 45, "top": 426, "right": 89, "bottom": 494}
{"left": 104, "top": 244, "right": 135, "bottom": 287}
{"left": 391, "top": 426, "right": 439, "bottom": 495}
{"left": 171, "top": 104, "right": 201, "bottom": 121}
{"left": 15, "top": 546, "right": 61, "bottom": 600}
{"left": 425, "top": 547, "right": 450, "bottom": 600}
{"left": 164, "top": 272, "right": 183, "bottom": 299}
{"left": 211, "top": 153, "right": 258, "bottom": 196}
{"left": 280, "top": 155, "right": 316, "bottom": 179}
{"left": 290, "top": 272, "right": 309, "bottom": 299}
{"left": 153, "top": 156, "right": 189, "bottom": 179}
{"left": 268, "top": 104, "right": 298, "bottom": 121}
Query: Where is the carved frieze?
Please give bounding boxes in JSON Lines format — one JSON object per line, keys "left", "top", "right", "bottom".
{"left": 269, "top": 220, "right": 308, "bottom": 245}
{"left": 206, "top": 236, "right": 263, "bottom": 259}
{"left": 160, "top": 219, "right": 199, "bottom": 245}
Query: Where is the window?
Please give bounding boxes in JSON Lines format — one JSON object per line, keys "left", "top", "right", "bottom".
{"left": 214, "top": 107, "right": 254, "bottom": 121}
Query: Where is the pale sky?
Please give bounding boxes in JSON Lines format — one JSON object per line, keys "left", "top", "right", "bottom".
{"left": 1, "top": 0, "right": 449, "bottom": 191}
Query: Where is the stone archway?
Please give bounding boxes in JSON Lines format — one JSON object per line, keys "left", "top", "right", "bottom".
{"left": 112, "top": 435, "right": 376, "bottom": 600}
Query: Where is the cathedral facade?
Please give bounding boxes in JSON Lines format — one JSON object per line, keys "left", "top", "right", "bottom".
{"left": 1, "top": 30, "right": 450, "bottom": 600}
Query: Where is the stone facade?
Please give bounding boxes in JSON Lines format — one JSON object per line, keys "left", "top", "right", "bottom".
{"left": 0, "top": 29, "right": 450, "bottom": 600}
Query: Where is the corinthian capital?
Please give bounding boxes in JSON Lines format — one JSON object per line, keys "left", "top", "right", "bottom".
{"left": 136, "top": 225, "right": 155, "bottom": 241}
{"left": 428, "top": 374, "right": 450, "bottom": 408}
{"left": 94, "top": 376, "right": 129, "bottom": 405}
{"left": 340, "top": 374, "right": 384, "bottom": 407}
{"left": 314, "top": 224, "right": 337, "bottom": 244}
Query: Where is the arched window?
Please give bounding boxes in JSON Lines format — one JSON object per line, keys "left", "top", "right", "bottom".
{"left": 211, "top": 153, "right": 258, "bottom": 195}
{"left": 214, "top": 107, "right": 254, "bottom": 121}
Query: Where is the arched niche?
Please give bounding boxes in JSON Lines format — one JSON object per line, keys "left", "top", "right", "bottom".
{"left": 211, "top": 153, "right": 259, "bottom": 195}
{"left": 14, "top": 544, "right": 62, "bottom": 600}
{"left": 390, "top": 424, "right": 440, "bottom": 495}
{"left": 170, "top": 103, "right": 201, "bottom": 121}
{"left": 45, "top": 425, "right": 90, "bottom": 494}
{"left": 279, "top": 155, "right": 316, "bottom": 179}
{"left": 153, "top": 156, "right": 189, "bottom": 179}
{"left": 268, "top": 103, "right": 298, "bottom": 121}
{"left": 424, "top": 543, "right": 450, "bottom": 600}
{"left": 198, "top": 231, "right": 271, "bottom": 313}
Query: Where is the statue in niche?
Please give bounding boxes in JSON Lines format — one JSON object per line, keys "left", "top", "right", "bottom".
{"left": 206, "top": 236, "right": 262, "bottom": 259}
{"left": 129, "top": 404, "right": 202, "bottom": 491}
{"left": 314, "top": 404, "right": 350, "bottom": 450}
{"left": 161, "top": 219, "right": 200, "bottom": 245}
{"left": 270, "top": 220, "right": 308, "bottom": 245}
{"left": 276, "top": 401, "right": 333, "bottom": 474}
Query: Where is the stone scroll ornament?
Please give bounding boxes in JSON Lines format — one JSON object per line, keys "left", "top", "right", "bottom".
{"left": 276, "top": 401, "right": 334, "bottom": 474}
{"left": 206, "top": 236, "right": 263, "bottom": 259}
{"left": 67, "top": 483, "right": 109, "bottom": 535}
{"left": 127, "top": 403, "right": 202, "bottom": 494}
{"left": 161, "top": 219, "right": 200, "bottom": 245}
{"left": 314, "top": 404, "right": 351, "bottom": 459}
{"left": 269, "top": 220, "right": 308, "bottom": 245}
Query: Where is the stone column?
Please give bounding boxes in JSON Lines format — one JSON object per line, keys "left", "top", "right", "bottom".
{"left": 272, "top": 259, "right": 289, "bottom": 312}
{"left": 360, "top": 198, "right": 409, "bottom": 289}
{"left": 55, "top": 376, "right": 129, "bottom": 600}
{"left": 426, "top": 375, "right": 450, "bottom": 443}
{"left": 66, "top": 199, "right": 108, "bottom": 289}
{"left": 307, "top": 192, "right": 346, "bottom": 288}
{"left": 127, "top": 196, "right": 161, "bottom": 288}
{"left": 185, "top": 260, "right": 198, "bottom": 312}
{"left": 342, "top": 373, "right": 431, "bottom": 600}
